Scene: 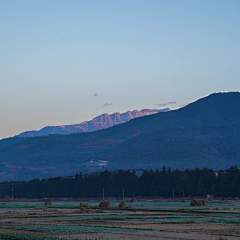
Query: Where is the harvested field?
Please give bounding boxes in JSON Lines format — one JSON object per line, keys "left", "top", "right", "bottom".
{"left": 0, "top": 200, "right": 240, "bottom": 239}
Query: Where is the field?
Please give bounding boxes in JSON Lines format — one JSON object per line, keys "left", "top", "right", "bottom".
{"left": 0, "top": 200, "right": 240, "bottom": 239}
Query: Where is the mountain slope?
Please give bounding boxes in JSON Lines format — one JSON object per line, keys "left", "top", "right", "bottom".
{"left": 1, "top": 92, "right": 240, "bottom": 181}
{"left": 0, "top": 137, "right": 25, "bottom": 150}
{"left": 15, "top": 108, "right": 169, "bottom": 138}
{"left": 93, "top": 121, "right": 240, "bottom": 170}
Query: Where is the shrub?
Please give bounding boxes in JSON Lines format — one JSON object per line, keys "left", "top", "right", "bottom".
{"left": 130, "top": 198, "right": 137, "bottom": 203}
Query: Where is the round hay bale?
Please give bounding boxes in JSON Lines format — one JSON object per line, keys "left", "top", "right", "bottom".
{"left": 130, "top": 198, "right": 137, "bottom": 203}
{"left": 197, "top": 200, "right": 206, "bottom": 206}
{"left": 79, "top": 202, "right": 85, "bottom": 211}
{"left": 118, "top": 201, "right": 125, "bottom": 209}
{"left": 83, "top": 202, "right": 89, "bottom": 208}
{"left": 190, "top": 199, "right": 198, "bottom": 206}
{"left": 99, "top": 200, "right": 111, "bottom": 208}
{"left": 44, "top": 199, "right": 52, "bottom": 205}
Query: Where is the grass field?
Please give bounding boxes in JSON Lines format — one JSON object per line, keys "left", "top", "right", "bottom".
{"left": 0, "top": 200, "right": 240, "bottom": 239}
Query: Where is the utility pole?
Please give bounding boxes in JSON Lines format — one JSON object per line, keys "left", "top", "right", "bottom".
{"left": 123, "top": 188, "right": 124, "bottom": 200}
{"left": 183, "top": 190, "right": 185, "bottom": 199}
{"left": 103, "top": 188, "right": 104, "bottom": 200}
{"left": 173, "top": 189, "right": 174, "bottom": 199}
{"left": 10, "top": 187, "right": 13, "bottom": 198}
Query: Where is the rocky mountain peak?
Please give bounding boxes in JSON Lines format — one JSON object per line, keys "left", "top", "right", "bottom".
{"left": 15, "top": 108, "right": 170, "bottom": 138}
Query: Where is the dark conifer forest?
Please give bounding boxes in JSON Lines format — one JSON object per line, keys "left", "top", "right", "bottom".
{"left": 1, "top": 166, "right": 240, "bottom": 199}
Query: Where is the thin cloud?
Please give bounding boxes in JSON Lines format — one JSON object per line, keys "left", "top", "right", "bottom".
{"left": 102, "top": 103, "right": 113, "bottom": 107}
{"left": 93, "top": 93, "right": 100, "bottom": 97}
{"left": 154, "top": 101, "right": 177, "bottom": 107}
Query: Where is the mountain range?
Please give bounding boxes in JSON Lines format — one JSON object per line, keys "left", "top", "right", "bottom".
{"left": 15, "top": 108, "right": 170, "bottom": 138}
{"left": 1, "top": 92, "right": 240, "bottom": 181}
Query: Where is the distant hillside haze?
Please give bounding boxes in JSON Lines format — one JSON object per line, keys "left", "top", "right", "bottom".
{"left": 15, "top": 108, "right": 170, "bottom": 138}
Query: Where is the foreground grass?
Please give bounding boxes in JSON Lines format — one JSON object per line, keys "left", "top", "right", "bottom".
{"left": 0, "top": 233, "right": 87, "bottom": 240}
{"left": 14, "top": 225, "right": 153, "bottom": 233}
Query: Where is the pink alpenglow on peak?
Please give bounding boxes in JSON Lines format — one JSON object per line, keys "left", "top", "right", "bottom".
{"left": 15, "top": 108, "right": 170, "bottom": 138}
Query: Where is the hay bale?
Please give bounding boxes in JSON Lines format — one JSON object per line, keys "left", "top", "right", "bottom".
{"left": 99, "top": 200, "right": 111, "bottom": 208}
{"left": 78, "top": 202, "right": 89, "bottom": 212}
{"left": 130, "top": 198, "right": 137, "bottom": 203}
{"left": 190, "top": 199, "right": 206, "bottom": 206}
{"left": 118, "top": 201, "right": 125, "bottom": 209}
{"left": 190, "top": 199, "right": 198, "bottom": 206}
{"left": 44, "top": 199, "right": 52, "bottom": 205}
{"left": 83, "top": 202, "right": 89, "bottom": 208}
{"left": 197, "top": 200, "right": 206, "bottom": 206}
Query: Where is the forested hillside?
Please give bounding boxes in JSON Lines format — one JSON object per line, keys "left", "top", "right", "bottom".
{"left": 1, "top": 92, "right": 240, "bottom": 181}
{"left": 95, "top": 121, "right": 240, "bottom": 170}
{"left": 0, "top": 137, "right": 24, "bottom": 150}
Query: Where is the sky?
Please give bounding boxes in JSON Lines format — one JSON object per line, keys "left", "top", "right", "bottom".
{"left": 1, "top": 0, "right": 240, "bottom": 139}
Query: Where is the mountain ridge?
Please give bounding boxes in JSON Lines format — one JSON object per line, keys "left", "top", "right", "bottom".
{"left": 15, "top": 108, "right": 170, "bottom": 138}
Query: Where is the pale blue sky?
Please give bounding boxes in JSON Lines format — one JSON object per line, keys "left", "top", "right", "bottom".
{"left": 1, "top": 0, "right": 240, "bottom": 139}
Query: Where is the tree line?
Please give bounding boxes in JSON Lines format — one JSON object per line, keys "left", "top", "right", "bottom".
{"left": 0, "top": 166, "right": 240, "bottom": 199}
